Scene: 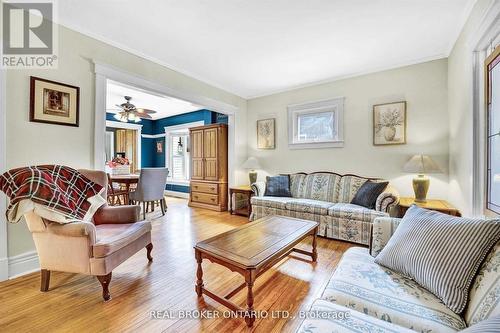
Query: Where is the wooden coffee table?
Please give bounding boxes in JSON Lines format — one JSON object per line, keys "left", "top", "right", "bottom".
{"left": 194, "top": 216, "right": 319, "bottom": 327}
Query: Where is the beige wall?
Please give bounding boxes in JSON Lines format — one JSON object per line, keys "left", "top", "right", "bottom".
{"left": 247, "top": 59, "right": 450, "bottom": 199}
{"left": 448, "top": 0, "right": 493, "bottom": 217}
{"left": 5, "top": 25, "right": 247, "bottom": 257}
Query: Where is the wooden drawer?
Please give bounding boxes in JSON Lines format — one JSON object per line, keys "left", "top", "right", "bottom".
{"left": 191, "top": 192, "right": 219, "bottom": 205}
{"left": 191, "top": 182, "right": 218, "bottom": 194}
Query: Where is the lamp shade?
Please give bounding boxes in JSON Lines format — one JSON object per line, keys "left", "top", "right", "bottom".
{"left": 242, "top": 157, "right": 261, "bottom": 170}
{"left": 403, "top": 154, "right": 442, "bottom": 174}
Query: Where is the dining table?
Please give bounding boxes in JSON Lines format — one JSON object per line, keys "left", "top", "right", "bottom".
{"left": 109, "top": 173, "right": 140, "bottom": 193}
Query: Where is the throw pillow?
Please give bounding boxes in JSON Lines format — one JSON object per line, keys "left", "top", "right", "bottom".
{"left": 374, "top": 205, "right": 500, "bottom": 314}
{"left": 264, "top": 175, "right": 292, "bottom": 197}
{"left": 351, "top": 180, "right": 389, "bottom": 209}
{"left": 458, "top": 316, "right": 500, "bottom": 332}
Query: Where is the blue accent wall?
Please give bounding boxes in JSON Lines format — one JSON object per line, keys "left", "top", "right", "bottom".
{"left": 106, "top": 109, "right": 227, "bottom": 194}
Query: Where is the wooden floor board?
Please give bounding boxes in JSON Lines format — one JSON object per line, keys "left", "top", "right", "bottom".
{"left": 0, "top": 197, "right": 354, "bottom": 333}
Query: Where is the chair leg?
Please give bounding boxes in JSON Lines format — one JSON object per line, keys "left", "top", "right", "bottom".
{"left": 163, "top": 198, "right": 167, "bottom": 211}
{"left": 146, "top": 243, "right": 153, "bottom": 262}
{"left": 142, "top": 202, "right": 146, "bottom": 219}
{"left": 40, "top": 269, "right": 50, "bottom": 292}
{"left": 96, "top": 272, "right": 112, "bottom": 301}
{"left": 160, "top": 200, "right": 165, "bottom": 216}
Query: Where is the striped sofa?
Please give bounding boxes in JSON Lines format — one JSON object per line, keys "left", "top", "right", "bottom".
{"left": 295, "top": 216, "right": 500, "bottom": 332}
{"left": 250, "top": 172, "right": 399, "bottom": 245}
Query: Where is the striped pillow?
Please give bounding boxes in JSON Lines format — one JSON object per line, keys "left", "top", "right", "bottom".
{"left": 375, "top": 205, "right": 500, "bottom": 314}
{"left": 459, "top": 316, "right": 500, "bottom": 332}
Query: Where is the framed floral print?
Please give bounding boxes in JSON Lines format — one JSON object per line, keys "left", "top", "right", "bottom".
{"left": 257, "top": 118, "right": 275, "bottom": 149}
{"left": 30, "top": 76, "right": 80, "bottom": 127}
{"left": 373, "top": 101, "right": 406, "bottom": 145}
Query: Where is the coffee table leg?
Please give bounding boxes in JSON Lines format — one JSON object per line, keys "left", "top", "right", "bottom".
{"left": 195, "top": 250, "right": 204, "bottom": 297}
{"left": 245, "top": 270, "right": 256, "bottom": 327}
{"left": 312, "top": 228, "right": 318, "bottom": 262}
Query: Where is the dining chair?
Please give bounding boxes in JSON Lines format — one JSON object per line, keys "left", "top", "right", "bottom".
{"left": 129, "top": 168, "right": 169, "bottom": 219}
{"left": 106, "top": 173, "right": 129, "bottom": 205}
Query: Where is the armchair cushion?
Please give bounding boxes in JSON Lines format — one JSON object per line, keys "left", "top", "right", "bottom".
{"left": 46, "top": 221, "right": 96, "bottom": 242}
{"left": 93, "top": 205, "right": 141, "bottom": 225}
{"left": 93, "top": 221, "right": 151, "bottom": 258}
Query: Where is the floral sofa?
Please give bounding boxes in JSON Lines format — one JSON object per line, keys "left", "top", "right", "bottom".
{"left": 295, "top": 216, "right": 500, "bottom": 332}
{"left": 250, "top": 172, "right": 399, "bottom": 245}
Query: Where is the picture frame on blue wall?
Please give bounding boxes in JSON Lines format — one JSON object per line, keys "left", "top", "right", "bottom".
{"left": 156, "top": 141, "right": 163, "bottom": 153}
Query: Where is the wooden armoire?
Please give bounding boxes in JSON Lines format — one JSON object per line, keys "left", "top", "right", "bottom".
{"left": 188, "top": 123, "right": 228, "bottom": 211}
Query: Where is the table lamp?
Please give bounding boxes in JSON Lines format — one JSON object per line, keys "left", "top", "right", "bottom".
{"left": 242, "top": 157, "right": 261, "bottom": 184}
{"left": 403, "top": 154, "right": 442, "bottom": 203}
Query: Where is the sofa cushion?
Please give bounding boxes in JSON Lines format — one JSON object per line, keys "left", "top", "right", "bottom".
{"left": 328, "top": 203, "right": 387, "bottom": 222}
{"left": 295, "top": 299, "right": 415, "bottom": 333}
{"left": 289, "top": 173, "right": 307, "bottom": 198}
{"left": 285, "top": 198, "right": 336, "bottom": 215}
{"left": 322, "top": 247, "right": 467, "bottom": 333}
{"left": 465, "top": 241, "right": 500, "bottom": 326}
{"left": 459, "top": 316, "right": 500, "bottom": 333}
{"left": 296, "top": 173, "right": 341, "bottom": 202}
{"left": 93, "top": 221, "right": 151, "bottom": 258}
{"left": 264, "top": 175, "right": 292, "bottom": 197}
{"left": 338, "top": 175, "right": 370, "bottom": 203}
{"left": 375, "top": 206, "right": 500, "bottom": 314}
{"left": 351, "top": 180, "right": 389, "bottom": 209}
{"left": 250, "top": 196, "right": 293, "bottom": 209}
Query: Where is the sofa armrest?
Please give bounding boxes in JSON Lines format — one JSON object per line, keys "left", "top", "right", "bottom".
{"left": 46, "top": 221, "right": 97, "bottom": 244}
{"left": 375, "top": 185, "right": 400, "bottom": 214}
{"left": 369, "top": 216, "right": 402, "bottom": 257}
{"left": 93, "top": 205, "right": 141, "bottom": 225}
{"left": 251, "top": 181, "right": 266, "bottom": 197}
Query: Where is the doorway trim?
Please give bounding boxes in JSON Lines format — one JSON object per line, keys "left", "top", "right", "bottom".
{"left": 93, "top": 61, "right": 239, "bottom": 188}
{"left": 471, "top": 1, "right": 500, "bottom": 216}
{"left": 105, "top": 120, "right": 143, "bottom": 169}
{"left": 0, "top": 68, "right": 8, "bottom": 281}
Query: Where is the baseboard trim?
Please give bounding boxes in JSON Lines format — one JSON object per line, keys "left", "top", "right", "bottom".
{"left": 165, "top": 190, "right": 189, "bottom": 199}
{"left": 8, "top": 250, "right": 40, "bottom": 279}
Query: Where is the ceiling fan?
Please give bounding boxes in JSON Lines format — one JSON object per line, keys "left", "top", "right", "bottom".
{"left": 110, "top": 96, "right": 157, "bottom": 123}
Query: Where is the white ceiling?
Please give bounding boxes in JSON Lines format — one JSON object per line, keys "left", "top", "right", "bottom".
{"left": 106, "top": 80, "right": 204, "bottom": 120}
{"left": 59, "top": 0, "right": 475, "bottom": 98}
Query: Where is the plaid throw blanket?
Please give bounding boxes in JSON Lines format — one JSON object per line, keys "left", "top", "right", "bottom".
{"left": 0, "top": 165, "right": 106, "bottom": 223}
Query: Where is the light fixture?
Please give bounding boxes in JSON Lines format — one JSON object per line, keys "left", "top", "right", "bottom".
{"left": 242, "top": 157, "right": 261, "bottom": 184}
{"left": 403, "top": 154, "right": 442, "bottom": 203}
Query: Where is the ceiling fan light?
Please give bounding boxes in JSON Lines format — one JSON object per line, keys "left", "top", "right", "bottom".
{"left": 113, "top": 113, "right": 122, "bottom": 121}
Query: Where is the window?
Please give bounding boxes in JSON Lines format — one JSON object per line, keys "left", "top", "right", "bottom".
{"left": 486, "top": 46, "right": 500, "bottom": 214}
{"left": 288, "top": 97, "right": 344, "bottom": 149}
{"left": 168, "top": 133, "right": 190, "bottom": 182}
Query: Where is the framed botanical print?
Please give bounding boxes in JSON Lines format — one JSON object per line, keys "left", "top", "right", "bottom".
{"left": 30, "top": 76, "right": 80, "bottom": 127}
{"left": 373, "top": 101, "right": 406, "bottom": 145}
{"left": 257, "top": 118, "right": 275, "bottom": 149}
{"left": 156, "top": 140, "right": 163, "bottom": 153}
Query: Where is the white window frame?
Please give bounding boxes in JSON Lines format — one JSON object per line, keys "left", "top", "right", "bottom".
{"left": 287, "top": 97, "right": 344, "bottom": 149}
{"left": 164, "top": 121, "right": 204, "bottom": 186}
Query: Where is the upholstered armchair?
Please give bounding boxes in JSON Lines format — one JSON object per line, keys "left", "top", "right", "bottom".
{"left": 23, "top": 169, "right": 153, "bottom": 301}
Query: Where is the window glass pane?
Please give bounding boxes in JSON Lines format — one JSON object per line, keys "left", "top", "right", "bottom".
{"left": 170, "top": 135, "right": 185, "bottom": 180}
{"left": 297, "top": 111, "right": 335, "bottom": 142}
{"left": 488, "top": 133, "right": 500, "bottom": 210}
{"left": 490, "top": 63, "right": 500, "bottom": 136}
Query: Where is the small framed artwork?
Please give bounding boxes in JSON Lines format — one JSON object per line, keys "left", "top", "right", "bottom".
{"left": 373, "top": 101, "right": 406, "bottom": 145}
{"left": 30, "top": 76, "right": 80, "bottom": 127}
{"left": 257, "top": 118, "right": 275, "bottom": 149}
{"left": 156, "top": 141, "right": 163, "bottom": 153}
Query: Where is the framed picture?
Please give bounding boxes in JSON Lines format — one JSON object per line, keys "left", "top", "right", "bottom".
{"left": 30, "top": 76, "right": 80, "bottom": 127}
{"left": 373, "top": 101, "right": 406, "bottom": 145}
{"left": 257, "top": 118, "right": 275, "bottom": 149}
{"left": 156, "top": 140, "right": 163, "bottom": 153}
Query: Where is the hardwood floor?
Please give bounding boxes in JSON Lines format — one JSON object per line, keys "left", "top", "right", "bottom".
{"left": 0, "top": 197, "right": 354, "bottom": 333}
